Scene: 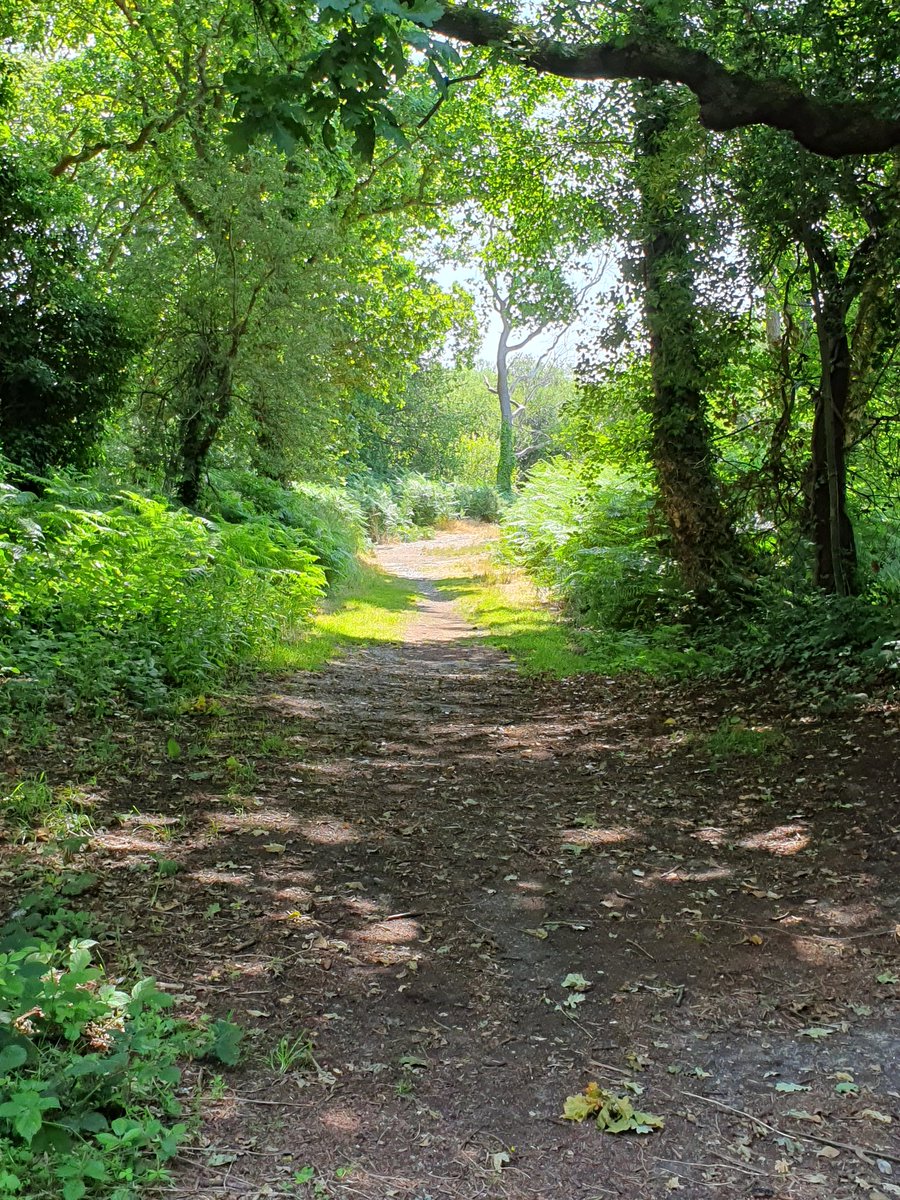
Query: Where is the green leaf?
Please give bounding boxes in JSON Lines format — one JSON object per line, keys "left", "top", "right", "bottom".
{"left": 774, "top": 1081, "right": 809, "bottom": 1093}
{"left": 403, "top": 0, "right": 444, "bottom": 25}
{"left": 561, "top": 972, "right": 591, "bottom": 990}
{"left": 0, "top": 1089, "right": 60, "bottom": 1143}
{"left": 204, "top": 1019, "right": 243, "bottom": 1066}
{"left": 562, "top": 1093, "right": 596, "bottom": 1122}
{"left": 0, "top": 1046, "right": 27, "bottom": 1076}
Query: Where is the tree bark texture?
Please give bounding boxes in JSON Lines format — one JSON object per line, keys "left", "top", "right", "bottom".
{"left": 434, "top": 5, "right": 900, "bottom": 157}
{"left": 634, "top": 84, "right": 737, "bottom": 596}
{"left": 804, "top": 236, "right": 858, "bottom": 595}
{"left": 174, "top": 332, "right": 235, "bottom": 508}
{"left": 495, "top": 324, "right": 516, "bottom": 495}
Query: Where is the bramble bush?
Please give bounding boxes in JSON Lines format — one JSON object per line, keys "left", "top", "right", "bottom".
{"left": 0, "top": 888, "right": 241, "bottom": 1200}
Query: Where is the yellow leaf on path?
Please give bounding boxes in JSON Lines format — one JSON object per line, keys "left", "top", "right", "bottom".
{"left": 263, "top": 843, "right": 286, "bottom": 853}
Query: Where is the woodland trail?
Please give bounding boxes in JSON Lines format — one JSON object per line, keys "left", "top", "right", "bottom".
{"left": 149, "top": 528, "right": 899, "bottom": 1200}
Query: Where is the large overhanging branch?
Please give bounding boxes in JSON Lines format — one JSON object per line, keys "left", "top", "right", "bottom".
{"left": 431, "top": 4, "right": 900, "bottom": 157}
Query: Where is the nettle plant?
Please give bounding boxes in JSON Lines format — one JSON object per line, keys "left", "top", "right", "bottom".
{"left": 0, "top": 908, "right": 241, "bottom": 1199}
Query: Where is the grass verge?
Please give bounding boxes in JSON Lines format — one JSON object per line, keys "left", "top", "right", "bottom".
{"left": 432, "top": 546, "right": 721, "bottom": 678}
{"left": 262, "top": 561, "right": 420, "bottom": 672}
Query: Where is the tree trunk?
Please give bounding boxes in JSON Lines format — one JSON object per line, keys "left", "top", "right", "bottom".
{"left": 495, "top": 325, "right": 515, "bottom": 495}
{"left": 174, "top": 332, "right": 235, "bottom": 508}
{"left": 634, "top": 84, "right": 737, "bottom": 597}
{"left": 804, "top": 237, "right": 857, "bottom": 595}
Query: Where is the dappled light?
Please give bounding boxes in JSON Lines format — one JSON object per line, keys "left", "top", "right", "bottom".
{"left": 1, "top": 526, "right": 896, "bottom": 1200}
{"left": 737, "top": 823, "right": 812, "bottom": 855}
{"left": 5, "top": 0, "right": 900, "bottom": 1188}
{"left": 211, "top": 808, "right": 303, "bottom": 834}
{"left": 691, "top": 826, "right": 727, "bottom": 846}
{"left": 189, "top": 867, "right": 255, "bottom": 887}
{"left": 297, "top": 816, "right": 361, "bottom": 845}
{"left": 351, "top": 918, "right": 421, "bottom": 945}
{"left": 319, "top": 1104, "right": 363, "bottom": 1135}
{"left": 561, "top": 825, "right": 638, "bottom": 847}
{"left": 649, "top": 866, "right": 734, "bottom": 885}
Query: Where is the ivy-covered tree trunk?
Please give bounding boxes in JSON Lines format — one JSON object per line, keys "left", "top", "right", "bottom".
{"left": 174, "top": 329, "right": 235, "bottom": 509}
{"left": 495, "top": 325, "right": 515, "bottom": 495}
{"left": 633, "top": 84, "right": 737, "bottom": 596}
{"left": 804, "top": 234, "right": 857, "bottom": 595}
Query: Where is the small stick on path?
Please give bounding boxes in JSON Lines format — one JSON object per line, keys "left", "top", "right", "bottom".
{"left": 626, "top": 938, "right": 656, "bottom": 961}
{"left": 681, "top": 1090, "right": 900, "bottom": 1165}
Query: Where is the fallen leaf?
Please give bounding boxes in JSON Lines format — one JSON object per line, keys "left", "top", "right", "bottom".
{"left": 561, "top": 973, "right": 591, "bottom": 991}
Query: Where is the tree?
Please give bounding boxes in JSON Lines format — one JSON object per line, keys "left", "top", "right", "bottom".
{"left": 730, "top": 131, "right": 900, "bottom": 593}
{"left": 0, "top": 157, "right": 139, "bottom": 475}
{"left": 226, "top": 1, "right": 900, "bottom": 160}
{"left": 7, "top": 0, "right": 471, "bottom": 500}
{"left": 435, "top": 69, "right": 604, "bottom": 493}
{"left": 628, "top": 85, "right": 739, "bottom": 594}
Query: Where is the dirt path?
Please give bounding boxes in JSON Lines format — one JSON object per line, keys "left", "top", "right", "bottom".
{"left": 138, "top": 530, "right": 899, "bottom": 1199}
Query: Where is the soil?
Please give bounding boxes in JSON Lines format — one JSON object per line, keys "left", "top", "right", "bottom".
{"left": 14, "top": 528, "right": 900, "bottom": 1199}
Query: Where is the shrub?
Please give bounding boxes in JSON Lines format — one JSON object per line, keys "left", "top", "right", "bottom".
{"left": 348, "top": 473, "right": 463, "bottom": 541}
{"left": 455, "top": 483, "right": 503, "bottom": 523}
{"left": 393, "top": 473, "right": 459, "bottom": 527}
{"left": 0, "top": 473, "right": 326, "bottom": 725}
{"left": 347, "top": 476, "right": 416, "bottom": 542}
{"left": 0, "top": 158, "right": 139, "bottom": 475}
{"left": 0, "top": 892, "right": 241, "bottom": 1200}
{"left": 204, "top": 471, "right": 364, "bottom": 584}
{"left": 503, "top": 459, "right": 677, "bottom": 629}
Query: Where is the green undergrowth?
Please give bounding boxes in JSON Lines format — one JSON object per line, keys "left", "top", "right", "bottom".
{"left": 0, "top": 880, "right": 242, "bottom": 1200}
{"left": 693, "top": 716, "right": 789, "bottom": 761}
{"left": 262, "top": 561, "right": 420, "bottom": 672}
{"left": 502, "top": 458, "right": 900, "bottom": 693}
{"left": 0, "top": 472, "right": 329, "bottom": 736}
{"left": 434, "top": 569, "right": 721, "bottom": 679}
{"left": 434, "top": 575, "right": 593, "bottom": 676}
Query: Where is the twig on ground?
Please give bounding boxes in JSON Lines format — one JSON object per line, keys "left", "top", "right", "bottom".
{"left": 626, "top": 938, "right": 656, "bottom": 961}
{"left": 680, "top": 1090, "right": 900, "bottom": 1164}
{"left": 587, "top": 1060, "right": 635, "bottom": 1077}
